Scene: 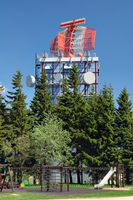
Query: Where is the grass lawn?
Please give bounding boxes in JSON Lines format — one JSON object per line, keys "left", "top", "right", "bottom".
{"left": 0, "top": 189, "right": 133, "bottom": 200}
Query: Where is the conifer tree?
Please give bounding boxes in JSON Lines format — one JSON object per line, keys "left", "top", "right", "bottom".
{"left": 0, "top": 97, "right": 6, "bottom": 163}
{"left": 81, "top": 94, "right": 100, "bottom": 166}
{"left": 56, "top": 63, "right": 81, "bottom": 134}
{"left": 115, "top": 88, "right": 133, "bottom": 166}
{"left": 0, "top": 94, "right": 11, "bottom": 163}
{"left": 57, "top": 67, "right": 99, "bottom": 167}
{"left": 67, "top": 63, "right": 80, "bottom": 95}
{"left": 30, "top": 68, "right": 51, "bottom": 124}
{"left": 0, "top": 95, "right": 8, "bottom": 122}
{"left": 6, "top": 71, "right": 30, "bottom": 166}
{"left": 96, "top": 85, "right": 117, "bottom": 166}
{"left": 56, "top": 64, "right": 89, "bottom": 182}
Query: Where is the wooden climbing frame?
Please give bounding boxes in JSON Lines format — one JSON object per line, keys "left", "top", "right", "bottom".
{"left": 0, "top": 165, "right": 14, "bottom": 192}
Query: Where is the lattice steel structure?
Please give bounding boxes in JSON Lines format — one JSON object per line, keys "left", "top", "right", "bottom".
{"left": 35, "top": 18, "right": 99, "bottom": 101}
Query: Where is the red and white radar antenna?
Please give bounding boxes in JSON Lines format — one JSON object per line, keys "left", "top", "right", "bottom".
{"left": 60, "top": 18, "right": 86, "bottom": 28}
{"left": 50, "top": 18, "right": 96, "bottom": 57}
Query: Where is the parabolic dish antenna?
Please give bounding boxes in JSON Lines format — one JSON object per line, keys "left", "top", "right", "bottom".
{"left": 84, "top": 71, "right": 95, "bottom": 84}
{"left": 0, "top": 85, "right": 5, "bottom": 92}
{"left": 26, "top": 75, "right": 36, "bottom": 87}
{"left": 54, "top": 73, "right": 62, "bottom": 83}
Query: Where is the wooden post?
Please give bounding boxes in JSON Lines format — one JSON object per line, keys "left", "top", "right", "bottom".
{"left": 66, "top": 169, "right": 69, "bottom": 192}
{"left": 40, "top": 165, "right": 43, "bottom": 192}
{"left": 60, "top": 167, "right": 63, "bottom": 192}
{"left": 46, "top": 167, "right": 50, "bottom": 192}
{"left": 121, "top": 165, "right": 125, "bottom": 187}
{"left": 110, "top": 174, "right": 114, "bottom": 188}
{"left": 8, "top": 166, "right": 14, "bottom": 192}
{"left": 116, "top": 165, "right": 120, "bottom": 188}
{"left": 0, "top": 174, "right": 6, "bottom": 192}
{"left": 122, "top": 170, "right": 125, "bottom": 187}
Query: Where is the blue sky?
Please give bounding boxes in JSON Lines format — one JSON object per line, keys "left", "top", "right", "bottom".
{"left": 0, "top": 0, "right": 133, "bottom": 105}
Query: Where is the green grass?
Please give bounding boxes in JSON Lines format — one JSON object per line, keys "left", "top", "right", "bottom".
{"left": 0, "top": 189, "right": 133, "bottom": 200}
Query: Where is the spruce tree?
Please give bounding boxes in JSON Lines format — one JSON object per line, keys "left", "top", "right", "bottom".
{"left": 96, "top": 85, "right": 117, "bottom": 166}
{"left": 56, "top": 63, "right": 81, "bottom": 136}
{"left": 67, "top": 63, "right": 80, "bottom": 95}
{"left": 30, "top": 68, "right": 51, "bottom": 124}
{"left": 115, "top": 88, "right": 133, "bottom": 166}
{"left": 81, "top": 94, "right": 100, "bottom": 167}
{"left": 0, "top": 94, "right": 11, "bottom": 163}
{"left": 0, "top": 95, "right": 8, "bottom": 121}
{"left": 56, "top": 64, "right": 89, "bottom": 182}
{"left": 0, "top": 101, "right": 6, "bottom": 163}
{"left": 6, "top": 71, "right": 30, "bottom": 166}
{"left": 57, "top": 68, "right": 99, "bottom": 167}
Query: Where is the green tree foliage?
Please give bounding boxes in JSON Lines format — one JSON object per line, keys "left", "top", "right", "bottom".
{"left": 0, "top": 95, "right": 7, "bottom": 140}
{"left": 5, "top": 71, "right": 31, "bottom": 165}
{"left": 56, "top": 64, "right": 100, "bottom": 182}
{"left": 81, "top": 94, "right": 100, "bottom": 166}
{"left": 30, "top": 68, "right": 52, "bottom": 124}
{"left": 0, "top": 114, "right": 5, "bottom": 163}
{"left": 0, "top": 94, "right": 11, "bottom": 163}
{"left": 56, "top": 64, "right": 83, "bottom": 165}
{"left": 57, "top": 64, "right": 100, "bottom": 168}
{"left": 0, "top": 95, "right": 8, "bottom": 122}
{"left": 67, "top": 63, "right": 80, "bottom": 95}
{"left": 0, "top": 64, "right": 133, "bottom": 184}
{"left": 95, "top": 85, "right": 117, "bottom": 166}
{"left": 115, "top": 88, "right": 133, "bottom": 166}
{"left": 31, "top": 115, "right": 71, "bottom": 165}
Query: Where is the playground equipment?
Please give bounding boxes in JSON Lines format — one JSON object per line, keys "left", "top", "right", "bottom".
{"left": 94, "top": 165, "right": 125, "bottom": 189}
{"left": 42, "top": 166, "right": 70, "bottom": 192}
{"left": 0, "top": 165, "right": 14, "bottom": 192}
{"left": 26, "top": 18, "right": 100, "bottom": 101}
{"left": 94, "top": 167, "right": 116, "bottom": 189}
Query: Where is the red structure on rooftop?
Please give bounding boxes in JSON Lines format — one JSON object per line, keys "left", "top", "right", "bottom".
{"left": 50, "top": 18, "right": 96, "bottom": 57}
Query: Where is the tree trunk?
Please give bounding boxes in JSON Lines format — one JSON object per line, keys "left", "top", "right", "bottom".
{"left": 77, "top": 169, "right": 80, "bottom": 184}
{"left": 69, "top": 169, "right": 73, "bottom": 184}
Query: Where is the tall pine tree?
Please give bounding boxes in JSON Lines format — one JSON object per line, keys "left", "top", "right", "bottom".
{"left": 115, "top": 88, "right": 133, "bottom": 166}
{"left": 81, "top": 94, "right": 100, "bottom": 167}
{"left": 0, "top": 94, "right": 9, "bottom": 163}
{"left": 6, "top": 71, "right": 31, "bottom": 166}
{"left": 95, "top": 85, "right": 117, "bottom": 166}
{"left": 56, "top": 64, "right": 90, "bottom": 182}
{"left": 67, "top": 63, "right": 80, "bottom": 95}
{"left": 30, "top": 68, "right": 51, "bottom": 124}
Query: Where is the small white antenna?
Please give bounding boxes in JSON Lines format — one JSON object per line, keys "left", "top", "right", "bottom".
{"left": 84, "top": 71, "right": 95, "bottom": 84}
{"left": 0, "top": 84, "right": 6, "bottom": 92}
{"left": 26, "top": 75, "right": 36, "bottom": 87}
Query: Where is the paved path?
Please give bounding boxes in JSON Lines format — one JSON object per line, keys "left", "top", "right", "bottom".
{"left": 60, "top": 197, "right": 133, "bottom": 200}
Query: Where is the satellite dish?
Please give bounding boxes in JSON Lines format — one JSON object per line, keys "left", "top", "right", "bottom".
{"left": 84, "top": 72, "right": 95, "bottom": 84}
{"left": 0, "top": 85, "right": 5, "bottom": 92}
{"left": 64, "top": 65, "right": 72, "bottom": 69}
{"left": 54, "top": 73, "right": 62, "bottom": 83}
{"left": 45, "top": 65, "right": 51, "bottom": 69}
{"left": 26, "top": 75, "right": 36, "bottom": 87}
